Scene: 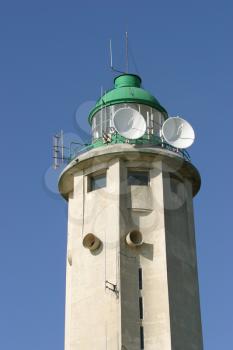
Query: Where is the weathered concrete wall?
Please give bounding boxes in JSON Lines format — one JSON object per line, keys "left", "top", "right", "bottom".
{"left": 163, "top": 172, "right": 203, "bottom": 350}
{"left": 119, "top": 160, "right": 171, "bottom": 350}
{"left": 61, "top": 145, "right": 202, "bottom": 350}
{"left": 65, "top": 160, "right": 121, "bottom": 349}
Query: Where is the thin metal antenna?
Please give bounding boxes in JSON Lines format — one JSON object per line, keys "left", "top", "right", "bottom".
{"left": 53, "top": 132, "right": 63, "bottom": 169}
{"left": 53, "top": 135, "right": 59, "bottom": 169}
{"left": 52, "top": 130, "right": 88, "bottom": 169}
{"left": 109, "top": 39, "right": 125, "bottom": 74}
{"left": 52, "top": 130, "right": 68, "bottom": 169}
{"left": 110, "top": 39, "right": 113, "bottom": 69}
{"left": 125, "top": 31, "right": 129, "bottom": 73}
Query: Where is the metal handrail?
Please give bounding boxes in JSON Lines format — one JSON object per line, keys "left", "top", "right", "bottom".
{"left": 69, "top": 134, "right": 191, "bottom": 163}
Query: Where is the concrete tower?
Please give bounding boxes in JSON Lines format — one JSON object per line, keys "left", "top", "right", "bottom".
{"left": 58, "top": 74, "right": 203, "bottom": 350}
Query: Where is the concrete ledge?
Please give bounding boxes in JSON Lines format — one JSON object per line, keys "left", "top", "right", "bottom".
{"left": 58, "top": 144, "right": 201, "bottom": 200}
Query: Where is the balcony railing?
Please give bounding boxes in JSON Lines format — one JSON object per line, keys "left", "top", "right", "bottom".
{"left": 69, "top": 134, "right": 191, "bottom": 163}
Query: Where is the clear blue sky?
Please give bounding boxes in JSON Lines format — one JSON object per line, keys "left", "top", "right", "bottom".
{"left": 0, "top": 1, "right": 232, "bottom": 349}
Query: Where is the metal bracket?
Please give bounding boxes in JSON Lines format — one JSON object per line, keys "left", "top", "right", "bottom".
{"left": 105, "top": 280, "right": 119, "bottom": 297}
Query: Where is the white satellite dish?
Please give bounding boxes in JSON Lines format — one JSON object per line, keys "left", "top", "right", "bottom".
{"left": 113, "top": 107, "right": 146, "bottom": 139}
{"left": 162, "top": 117, "right": 195, "bottom": 149}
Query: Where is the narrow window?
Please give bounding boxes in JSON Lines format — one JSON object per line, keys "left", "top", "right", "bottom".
{"left": 128, "top": 170, "right": 149, "bottom": 186}
{"left": 139, "top": 268, "right": 143, "bottom": 290}
{"left": 140, "top": 326, "right": 144, "bottom": 349}
{"left": 88, "top": 172, "right": 106, "bottom": 192}
{"left": 170, "top": 174, "right": 184, "bottom": 194}
{"left": 139, "top": 297, "right": 143, "bottom": 319}
{"left": 169, "top": 173, "right": 186, "bottom": 203}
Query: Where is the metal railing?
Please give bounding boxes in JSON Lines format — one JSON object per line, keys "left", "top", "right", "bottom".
{"left": 69, "top": 134, "right": 191, "bottom": 163}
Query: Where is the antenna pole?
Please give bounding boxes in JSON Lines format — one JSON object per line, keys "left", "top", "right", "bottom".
{"left": 125, "top": 31, "right": 129, "bottom": 73}
{"left": 110, "top": 39, "right": 113, "bottom": 69}
{"left": 53, "top": 136, "right": 56, "bottom": 169}
{"left": 53, "top": 134, "right": 59, "bottom": 169}
{"left": 109, "top": 38, "right": 125, "bottom": 74}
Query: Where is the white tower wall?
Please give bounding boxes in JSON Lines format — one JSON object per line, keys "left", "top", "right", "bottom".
{"left": 59, "top": 144, "right": 203, "bottom": 350}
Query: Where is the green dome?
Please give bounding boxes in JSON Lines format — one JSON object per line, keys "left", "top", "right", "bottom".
{"left": 88, "top": 74, "right": 168, "bottom": 124}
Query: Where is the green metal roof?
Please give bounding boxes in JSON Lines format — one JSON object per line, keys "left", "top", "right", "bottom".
{"left": 88, "top": 74, "right": 168, "bottom": 124}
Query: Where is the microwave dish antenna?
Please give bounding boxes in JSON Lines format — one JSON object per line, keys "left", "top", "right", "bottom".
{"left": 113, "top": 107, "right": 146, "bottom": 139}
{"left": 162, "top": 116, "right": 195, "bottom": 149}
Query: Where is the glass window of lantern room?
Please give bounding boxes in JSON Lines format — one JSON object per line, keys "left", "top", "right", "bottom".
{"left": 92, "top": 107, "right": 112, "bottom": 138}
{"left": 105, "top": 106, "right": 111, "bottom": 133}
{"left": 102, "top": 108, "right": 108, "bottom": 135}
{"left": 109, "top": 106, "right": 114, "bottom": 129}
{"left": 93, "top": 111, "right": 102, "bottom": 140}
{"left": 92, "top": 116, "right": 98, "bottom": 140}
{"left": 153, "top": 109, "right": 164, "bottom": 135}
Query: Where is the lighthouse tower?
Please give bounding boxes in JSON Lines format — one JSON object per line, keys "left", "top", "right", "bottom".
{"left": 58, "top": 74, "right": 203, "bottom": 350}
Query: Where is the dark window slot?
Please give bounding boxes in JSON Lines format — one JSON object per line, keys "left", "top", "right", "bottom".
{"left": 140, "top": 326, "right": 144, "bottom": 349}
{"left": 139, "top": 297, "right": 143, "bottom": 319}
{"left": 139, "top": 268, "right": 143, "bottom": 290}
